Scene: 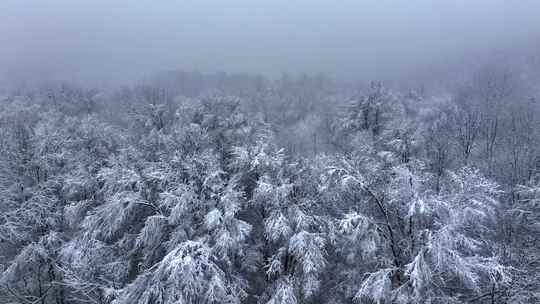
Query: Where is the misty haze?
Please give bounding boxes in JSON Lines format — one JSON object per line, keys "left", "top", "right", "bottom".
{"left": 1, "top": 1, "right": 540, "bottom": 304}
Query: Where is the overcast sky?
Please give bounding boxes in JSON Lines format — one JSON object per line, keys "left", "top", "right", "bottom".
{"left": 1, "top": 0, "right": 540, "bottom": 86}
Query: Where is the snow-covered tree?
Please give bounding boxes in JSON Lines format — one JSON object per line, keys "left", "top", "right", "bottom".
{"left": 327, "top": 151, "right": 509, "bottom": 303}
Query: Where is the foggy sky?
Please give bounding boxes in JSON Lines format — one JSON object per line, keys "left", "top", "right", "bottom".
{"left": 1, "top": 0, "right": 540, "bottom": 87}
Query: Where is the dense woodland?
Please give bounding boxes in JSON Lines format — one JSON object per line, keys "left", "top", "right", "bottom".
{"left": 1, "top": 64, "right": 540, "bottom": 304}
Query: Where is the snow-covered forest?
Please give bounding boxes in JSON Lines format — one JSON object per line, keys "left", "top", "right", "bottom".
{"left": 1, "top": 64, "right": 540, "bottom": 304}
{"left": 3, "top": 1, "right": 540, "bottom": 303}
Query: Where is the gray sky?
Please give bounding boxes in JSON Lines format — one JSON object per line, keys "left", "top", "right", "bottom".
{"left": 1, "top": 0, "right": 540, "bottom": 86}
